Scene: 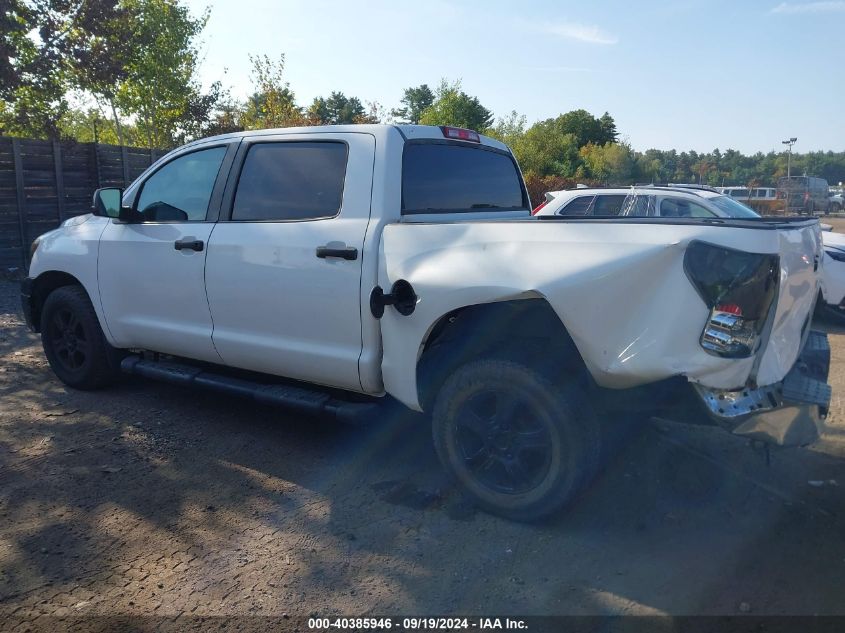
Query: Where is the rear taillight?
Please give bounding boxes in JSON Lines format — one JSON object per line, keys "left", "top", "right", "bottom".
{"left": 684, "top": 241, "right": 779, "bottom": 358}
{"left": 440, "top": 126, "right": 480, "bottom": 143}
{"left": 532, "top": 200, "right": 549, "bottom": 215}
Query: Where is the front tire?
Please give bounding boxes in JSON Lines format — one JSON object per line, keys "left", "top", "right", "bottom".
{"left": 41, "top": 285, "right": 122, "bottom": 390}
{"left": 431, "top": 359, "right": 598, "bottom": 522}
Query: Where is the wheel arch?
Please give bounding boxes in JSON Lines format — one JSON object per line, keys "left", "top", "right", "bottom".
{"left": 415, "top": 296, "right": 590, "bottom": 413}
{"left": 28, "top": 270, "right": 86, "bottom": 332}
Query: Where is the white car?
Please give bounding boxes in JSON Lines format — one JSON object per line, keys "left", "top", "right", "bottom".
{"left": 534, "top": 185, "right": 845, "bottom": 320}
{"left": 819, "top": 229, "right": 845, "bottom": 320}
{"left": 21, "top": 128, "right": 829, "bottom": 521}
{"left": 533, "top": 184, "right": 761, "bottom": 219}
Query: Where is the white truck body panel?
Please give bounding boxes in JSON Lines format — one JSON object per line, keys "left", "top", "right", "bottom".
{"left": 98, "top": 221, "right": 222, "bottom": 363}
{"left": 28, "top": 214, "right": 110, "bottom": 336}
{"left": 379, "top": 219, "right": 821, "bottom": 411}
{"left": 204, "top": 132, "right": 377, "bottom": 392}
{"left": 755, "top": 225, "right": 822, "bottom": 386}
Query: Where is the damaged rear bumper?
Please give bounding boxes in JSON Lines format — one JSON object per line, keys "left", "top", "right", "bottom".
{"left": 693, "top": 330, "right": 831, "bottom": 447}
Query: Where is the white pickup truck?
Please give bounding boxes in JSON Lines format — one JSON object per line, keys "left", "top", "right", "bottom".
{"left": 22, "top": 124, "right": 831, "bottom": 521}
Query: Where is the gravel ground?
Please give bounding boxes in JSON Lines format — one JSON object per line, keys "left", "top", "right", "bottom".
{"left": 1, "top": 240, "right": 845, "bottom": 630}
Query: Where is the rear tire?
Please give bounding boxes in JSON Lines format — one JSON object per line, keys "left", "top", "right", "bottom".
{"left": 41, "top": 285, "right": 123, "bottom": 390}
{"left": 431, "top": 358, "right": 599, "bottom": 522}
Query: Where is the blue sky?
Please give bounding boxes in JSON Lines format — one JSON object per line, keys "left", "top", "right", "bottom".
{"left": 183, "top": 0, "right": 844, "bottom": 154}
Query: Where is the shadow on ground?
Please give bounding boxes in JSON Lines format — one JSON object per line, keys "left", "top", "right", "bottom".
{"left": 1, "top": 281, "right": 844, "bottom": 621}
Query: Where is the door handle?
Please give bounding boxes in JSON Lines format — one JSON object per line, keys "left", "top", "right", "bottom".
{"left": 174, "top": 239, "right": 204, "bottom": 252}
{"left": 316, "top": 245, "right": 358, "bottom": 260}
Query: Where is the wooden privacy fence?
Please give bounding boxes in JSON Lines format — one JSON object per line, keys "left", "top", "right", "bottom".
{"left": 0, "top": 136, "right": 168, "bottom": 269}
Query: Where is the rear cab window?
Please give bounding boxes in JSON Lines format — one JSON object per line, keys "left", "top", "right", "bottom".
{"left": 401, "top": 142, "right": 528, "bottom": 215}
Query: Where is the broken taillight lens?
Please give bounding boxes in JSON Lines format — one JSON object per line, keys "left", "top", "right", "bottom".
{"left": 684, "top": 241, "right": 780, "bottom": 358}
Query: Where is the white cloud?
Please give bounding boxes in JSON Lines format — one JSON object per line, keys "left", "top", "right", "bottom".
{"left": 771, "top": 1, "right": 845, "bottom": 13}
{"left": 542, "top": 21, "right": 618, "bottom": 45}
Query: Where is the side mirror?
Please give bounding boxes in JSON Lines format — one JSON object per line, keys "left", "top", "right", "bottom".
{"left": 92, "top": 187, "right": 124, "bottom": 218}
{"left": 92, "top": 187, "right": 141, "bottom": 222}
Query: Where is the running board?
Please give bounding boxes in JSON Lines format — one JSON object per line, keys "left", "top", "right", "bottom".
{"left": 120, "top": 356, "right": 379, "bottom": 424}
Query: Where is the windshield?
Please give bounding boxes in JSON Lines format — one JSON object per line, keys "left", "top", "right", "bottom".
{"left": 708, "top": 195, "right": 761, "bottom": 218}
{"left": 402, "top": 142, "right": 528, "bottom": 214}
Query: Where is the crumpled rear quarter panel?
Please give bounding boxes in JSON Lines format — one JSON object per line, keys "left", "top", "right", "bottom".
{"left": 378, "top": 220, "right": 817, "bottom": 411}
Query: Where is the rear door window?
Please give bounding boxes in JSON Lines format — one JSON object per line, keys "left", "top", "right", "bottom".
{"left": 620, "top": 194, "right": 657, "bottom": 216}
{"left": 559, "top": 196, "right": 595, "bottom": 215}
{"left": 232, "top": 142, "right": 348, "bottom": 221}
{"left": 402, "top": 143, "right": 527, "bottom": 214}
{"left": 593, "top": 195, "right": 626, "bottom": 215}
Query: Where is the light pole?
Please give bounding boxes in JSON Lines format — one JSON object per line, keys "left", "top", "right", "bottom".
{"left": 782, "top": 137, "right": 797, "bottom": 178}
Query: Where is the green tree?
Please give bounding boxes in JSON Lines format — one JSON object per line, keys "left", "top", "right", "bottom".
{"left": 113, "top": 0, "right": 220, "bottom": 147}
{"left": 391, "top": 84, "right": 434, "bottom": 124}
{"left": 512, "top": 119, "right": 580, "bottom": 178}
{"left": 0, "top": 0, "right": 71, "bottom": 137}
{"left": 0, "top": 0, "right": 32, "bottom": 101}
{"left": 418, "top": 80, "right": 493, "bottom": 131}
{"left": 308, "top": 91, "right": 366, "bottom": 124}
{"left": 63, "top": 0, "right": 136, "bottom": 143}
{"left": 579, "top": 142, "right": 636, "bottom": 184}
{"left": 58, "top": 106, "right": 139, "bottom": 144}
{"left": 241, "top": 54, "right": 303, "bottom": 129}
{"left": 598, "top": 112, "right": 618, "bottom": 144}
{"left": 554, "top": 109, "right": 605, "bottom": 148}
{"left": 486, "top": 111, "right": 527, "bottom": 148}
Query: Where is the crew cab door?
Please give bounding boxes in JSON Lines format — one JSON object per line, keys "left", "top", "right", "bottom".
{"left": 97, "top": 143, "right": 236, "bottom": 362}
{"left": 204, "top": 132, "right": 375, "bottom": 392}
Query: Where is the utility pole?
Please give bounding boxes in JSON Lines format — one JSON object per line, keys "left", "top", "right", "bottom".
{"left": 782, "top": 137, "right": 797, "bottom": 178}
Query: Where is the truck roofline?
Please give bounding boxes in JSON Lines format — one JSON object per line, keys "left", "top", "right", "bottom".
{"left": 178, "top": 124, "right": 509, "bottom": 154}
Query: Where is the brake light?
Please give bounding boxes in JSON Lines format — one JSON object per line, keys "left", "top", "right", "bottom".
{"left": 440, "top": 126, "right": 480, "bottom": 143}
{"left": 532, "top": 200, "right": 549, "bottom": 215}
{"left": 685, "top": 241, "right": 779, "bottom": 358}
{"left": 716, "top": 303, "right": 742, "bottom": 316}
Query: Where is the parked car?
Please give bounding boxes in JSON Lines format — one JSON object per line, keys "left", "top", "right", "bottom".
{"left": 776, "top": 175, "right": 830, "bottom": 214}
{"left": 828, "top": 192, "right": 843, "bottom": 213}
{"left": 22, "top": 125, "right": 829, "bottom": 521}
{"left": 533, "top": 185, "right": 762, "bottom": 219}
{"left": 537, "top": 185, "right": 845, "bottom": 329}
{"left": 717, "top": 186, "right": 751, "bottom": 200}
{"left": 818, "top": 229, "right": 845, "bottom": 321}
{"left": 716, "top": 186, "right": 779, "bottom": 213}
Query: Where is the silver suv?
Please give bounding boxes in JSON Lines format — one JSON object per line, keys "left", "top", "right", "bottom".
{"left": 533, "top": 185, "right": 761, "bottom": 219}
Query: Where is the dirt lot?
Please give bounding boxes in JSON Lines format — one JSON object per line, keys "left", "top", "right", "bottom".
{"left": 2, "top": 223, "right": 845, "bottom": 628}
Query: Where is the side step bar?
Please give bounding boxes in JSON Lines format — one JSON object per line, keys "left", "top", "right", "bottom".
{"left": 120, "top": 356, "right": 379, "bottom": 424}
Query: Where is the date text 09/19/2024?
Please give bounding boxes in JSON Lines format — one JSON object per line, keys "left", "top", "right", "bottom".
{"left": 307, "top": 617, "right": 528, "bottom": 630}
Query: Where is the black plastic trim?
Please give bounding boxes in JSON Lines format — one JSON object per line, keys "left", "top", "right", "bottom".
{"left": 535, "top": 215, "right": 820, "bottom": 230}
{"left": 316, "top": 245, "right": 358, "bottom": 260}
{"left": 20, "top": 277, "right": 34, "bottom": 331}
{"left": 120, "top": 356, "right": 378, "bottom": 424}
